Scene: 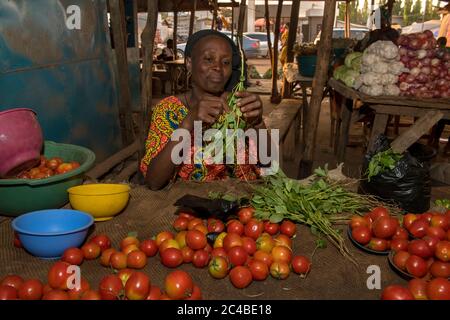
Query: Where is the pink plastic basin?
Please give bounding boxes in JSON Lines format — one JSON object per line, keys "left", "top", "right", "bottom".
{"left": 0, "top": 108, "right": 44, "bottom": 178}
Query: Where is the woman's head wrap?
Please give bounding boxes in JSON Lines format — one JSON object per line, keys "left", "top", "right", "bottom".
{"left": 185, "top": 29, "right": 242, "bottom": 91}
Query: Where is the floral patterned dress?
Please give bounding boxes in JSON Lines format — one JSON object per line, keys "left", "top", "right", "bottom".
{"left": 140, "top": 96, "right": 260, "bottom": 182}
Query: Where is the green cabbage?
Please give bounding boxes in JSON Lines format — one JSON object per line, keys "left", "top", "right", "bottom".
{"left": 333, "top": 65, "right": 349, "bottom": 81}
{"left": 342, "top": 69, "right": 360, "bottom": 88}
{"left": 344, "top": 52, "right": 363, "bottom": 70}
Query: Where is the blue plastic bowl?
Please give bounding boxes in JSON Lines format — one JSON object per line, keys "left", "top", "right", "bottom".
{"left": 12, "top": 209, "right": 94, "bottom": 259}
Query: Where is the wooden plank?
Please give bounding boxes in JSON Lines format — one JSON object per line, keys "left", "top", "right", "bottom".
{"left": 282, "top": 0, "right": 300, "bottom": 98}
{"left": 114, "top": 160, "right": 139, "bottom": 182}
{"left": 370, "top": 104, "right": 450, "bottom": 119}
{"left": 303, "top": 0, "right": 336, "bottom": 174}
{"left": 264, "top": 0, "right": 273, "bottom": 65}
{"left": 271, "top": 0, "right": 283, "bottom": 103}
{"left": 390, "top": 110, "right": 444, "bottom": 154}
{"left": 337, "top": 98, "right": 352, "bottom": 162}
{"left": 328, "top": 78, "right": 360, "bottom": 100}
{"left": 237, "top": 0, "right": 246, "bottom": 48}
{"left": 189, "top": 0, "right": 197, "bottom": 37}
{"left": 368, "top": 113, "right": 389, "bottom": 153}
{"left": 87, "top": 140, "right": 140, "bottom": 180}
{"left": 110, "top": 0, "right": 135, "bottom": 146}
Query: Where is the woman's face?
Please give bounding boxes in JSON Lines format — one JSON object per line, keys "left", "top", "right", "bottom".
{"left": 186, "top": 35, "right": 233, "bottom": 95}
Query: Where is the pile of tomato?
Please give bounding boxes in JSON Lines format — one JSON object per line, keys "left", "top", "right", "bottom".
{"left": 15, "top": 156, "right": 80, "bottom": 179}
{"left": 382, "top": 277, "right": 450, "bottom": 300}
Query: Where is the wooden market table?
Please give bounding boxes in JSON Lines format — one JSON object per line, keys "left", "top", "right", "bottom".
{"left": 153, "top": 59, "right": 188, "bottom": 94}
{"left": 328, "top": 78, "right": 450, "bottom": 163}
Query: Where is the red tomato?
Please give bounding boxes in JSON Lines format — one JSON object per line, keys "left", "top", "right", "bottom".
{"left": 393, "top": 250, "right": 410, "bottom": 271}
{"left": 403, "top": 213, "right": 418, "bottom": 230}
{"left": 409, "top": 219, "right": 429, "bottom": 238}
{"left": 248, "top": 259, "right": 269, "bottom": 281}
{"left": 185, "top": 230, "right": 207, "bottom": 250}
{"left": 390, "top": 238, "right": 409, "bottom": 252}
{"left": 204, "top": 243, "right": 213, "bottom": 254}
{"left": 117, "top": 269, "right": 134, "bottom": 287}
{"left": 349, "top": 216, "right": 369, "bottom": 230}
{"left": 254, "top": 250, "right": 274, "bottom": 268}
{"left": 160, "top": 248, "right": 183, "bottom": 268}
{"left": 0, "top": 285, "right": 17, "bottom": 300}
{"left": 271, "top": 245, "right": 292, "bottom": 264}
{"left": 61, "top": 247, "right": 84, "bottom": 265}
{"left": 244, "top": 219, "right": 264, "bottom": 240}
{"left": 429, "top": 261, "right": 450, "bottom": 278}
{"left": 367, "top": 238, "right": 388, "bottom": 252}
{"left": 291, "top": 255, "right": 311, "bottom": 275}
{"left": 139, "top": 239, "right": 158, "bottom": 257}
{"left": 227, "top": 246, "right": 248, "bottom": 266}
{"left": 146, "top": 285, "right": 162, "bottom": 300}
{"left": 238, "top": 207, "right": 254, "bottom": 224}
{"left": 207, "top": 218, "right": 225, "bottom": 233}
{"left": 187, "top": 218, "right": 204, "bottom": 231}
{"left": 227, "top": 220, "right": 244, "bottom": 235}
{"left": 223, "top": 233, "right": 243, "bottom": 252}
{"left": 122, "top": 244, "right": 139, "bottom": 255}
{"left": 67, "top": 277, "right": 90, "bottom": 300}
{"left": 1, "top": 275, "right": 23, "bottom": 290}
{"left": 17, "top": 279, "right": 43, "bottom": 300}
{"left": 164, "top": 270, "right": 194, "bottom": 300}
{"left": 194, "top": 223, "right": 209, "bottom": 235}
{"left": 211, "top": 247, "right": 227, "bottom": 259}
{"left": 405, "top": 255, "right": 428, "bottom": 278}
{"left": 42, "top": 289, "right": 70, "bottom": 300}
{"left": 270, "top": 261, "right": 290, "bottom": 280}
{"left": 392, "top": 227, "right": 409, "bottom": 240}
{"left": 89, "top": 234, "right": 111, "bottom": 251}
{"left": 127, "top": 250, "right": 147, "bottom": 269}
{"left": 70, "top": 161, "right": 80, "bottom": 169}
{"left": 426, "top": 277, "right": 450, "bottom": 300}
{"left": 179, "top": 212, "right": 196, "bottom": 220}
{"left": 100, "top": 248, "right": 117, "bottom": 267}
{"left": 99, "top": 275, "right": 123, "bottom": 300}
{"left": 121, "top": 236, "right": 140, "bottom": 250}
{"left": 372, "top": 217, "right": 398, "bottom": 239}
{"left": 172, "top": 217, "right": 189, "bottom": 231}
{"left": 408, "top": 239, "right": 433, "bottom": 259}
{"left": 208, "top": 256, "right": 229, "bottom": 279}
{"left": 430, "top": 214, "right": 449, "bottom": 231}
{"left": 256, "top": 235, "right": 275, "bottom": 253}
{"left": 110, "top": 252, "right": 128, "bottom": 270}
{"left": 381, "top": 285, "right": 414, "bottom": 300}
{"left": 81, "top": 242, "right": 101, "bottom": 260}
{"left": 273, "top": 234, "right": 292, "bottom": 249}
{"left": 241, "top": 237, "right": 257, "bottom": 255}
{"left": 125, "top": 271, "right": 151, "bottom": 300}
{"left": 264, "top": 221, "right": 279, "bottom": 235}
{"left": 192, "top": 250, "right": 210, "bottom": 268}
{"left": 369, "top": 207, "right": 389, "bottom": 222}
{"left": 158, "top": 239, "right": 180, "bottom": 253}
{"left": 407, "top": 278, "right": 428, "bottom": 300}
{"left": 280, "top": 220, "right": 296, "bottom": 238}
{"left": 13, "top": 232, "right": 22, "bottom": 248}
{"left": 421, "top": 213, "right": 433, "bottom": 223}
{"left": 181, "top": 246, "right": 195, "bottom": 263}
{"left": 423, "top": 236, "right": 440, "bottom": 252}
{"left": 80, "top": 290, "right": 101, "bottom": 300}
{"left": 229, "top": 266, "right": 253, "bottom": 288}
{"left": 435, "top": 241, "right": 450, "bottom": 262}
{"left": 48, "top": 261, "right": 71, "bottom": 290}
{"left": 45, "top": 158, "right": 60, "bottom": 170}
{"left": 155, "top": 231, "right": 173, "bottom": 247}
{"left": 351, "top": 226, "right": 372, "bottom": 245}
{"left": 427, "top": 226, "right": 447, "bottom": 240}
{"left": 185, "top": 284, "right": 202, "bottom": 300}
{"left": 175, "top": 231, "right": 187, "bottom": 248}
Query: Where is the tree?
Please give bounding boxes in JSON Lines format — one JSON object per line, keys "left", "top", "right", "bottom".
{"left": 392, "top": 0, "right": 402, "bottom": 16}
{"left": 361, "top": 0, "right": 369, "bottom": 24}
{"left": 338, "top": 2, "right": 346, "bottom": 21}
{"left": 424, "top": 0, "right": 440, "bottom": 21}
{"left": 411, "top": 0, "right": 422, "bottom": 22}
{"left": 403, "top": 0, "right": 413, "bottom": 26}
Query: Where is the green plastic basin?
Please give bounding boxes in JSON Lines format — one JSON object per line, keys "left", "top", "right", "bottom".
{"left": 0, "top": 141, "right": 96, "bottom": 217}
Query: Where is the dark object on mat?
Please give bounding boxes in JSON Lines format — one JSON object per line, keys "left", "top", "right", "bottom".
{"left": 360, "top": 135, "right": 433, "bottom": 214}
{"left": 174, "top": 194, "right": 240, "bottom": 220}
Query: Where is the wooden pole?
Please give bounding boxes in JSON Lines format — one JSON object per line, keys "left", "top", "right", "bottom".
{"left": 264, "top": 0, "right": 273, "bottom": 64}
{"left": 237, "top": 0, "right": 246, "bottom": 49}
{"left": 189, "top": 0, "right": 197, "bottom": 36}
{"left": 231, "top": 2, "right": 235, "bottom": 41}
{"left": 282, "top": 0, "right": 301, "bottom": 98}
{"left": 271, "top": 0, "right": 283, "bottom": 103}
{"left": 345, "top": 0, "right": 350, "bottom": 38}
{"left": 109, "top": 0, "right": 135, "bottom": 146}
{"left": 173, "top": 10, "right": 178, "bottom": 59}
{"left": 299, "top": 0, "right": 336, "bottom": 178}
{"left": 140, "top": 0, "right": 158, "bottom": 150}
{"left": 212, "top": 0, "right": 218, "bottom": 30}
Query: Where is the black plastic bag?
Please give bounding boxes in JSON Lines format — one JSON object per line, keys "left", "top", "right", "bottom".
{"left": 360, "top": 135, "right": 432, "bottom": 213}
{"left": 173, "top": 194, "right": 240, "bottom": 221}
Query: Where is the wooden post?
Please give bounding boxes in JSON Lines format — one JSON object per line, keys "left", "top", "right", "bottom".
{"left": 300, "top": 0, "right": 336, "bottom": 178}
{"left": 345, "top": 0, "right": 350, "bottom": 38}
{"left": 189, "top": 0, "right": 197, "bottom": 36}
{"left": 140, "top": 0, "right": 158, "bottom": 150}
{"left": 231, "top": 1, "right": 235, "bottom": 41}
{"left": 264, "top": 0, "right": 273, "bottom": 64}
{"left": 282, "top": 0, "right": 300, "bottom": 98}
{"left": 173, "top": 10, "right": 178, "bottom": 59}
{"left": 212, "top": 0, "right": 218, "bottom": 30}
{"left": 271, "top": 0, "right": 283, "bottom": 103}
{"left": 109, "top": 0, "right": 135, "bottom": 146}
{"left": 237, "top": 0, "right": 246, "bottom": 49}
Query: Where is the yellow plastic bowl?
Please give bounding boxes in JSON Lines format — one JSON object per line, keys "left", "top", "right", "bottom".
{"left": 67, "top": 184, "right": 130, "bottom": 221}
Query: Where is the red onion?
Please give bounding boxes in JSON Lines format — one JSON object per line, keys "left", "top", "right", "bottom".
{"left": 437, "top": 78, "right": 447, "bottom": 87}
{"left": 442, "top": 90, "right": 450, "bottom": 98}
{"left": 421, "top": 66, "right": 431, "bottom": 75}
{"left": 399, "top": 82, "right": 410, "bottom": 91}
{"left": 424, "top": 30, "right": 434, "bottom": 39}
{"left": 400, "top": 55, "right": 410, "bottom": 65}
{"left": 428, "top": 37, "right": 437, "bottom": 48}
{"left": 398, "top": 35, "right": 409, "bottom": 46}
{"left": 407, "top": 50, "right": 417, "bottom": 58}
{"left": 431, "top": 58, "right": 440, "bottom": 67}
{"left": 417, "top": 73, "right": 429, "bottom": 83}
{"left": 444, "top": 52, "right": 450, "bottom": 62}
{"left": 409, "top": 59, "right": 419, "bottom": 68}
{"left": 410, "top": 67, "right": 421, "bottom": 76}
{"left": 406, "top": 74, "right": 416, "bottom": 83}
{"left": 410, "top": 88, "right": 418, "bottom": 96}
{"left": 417, "top": 33, "right": 428, "bottom": 41}
{"left": 398, "top": 73, "right": 408, "bottom": 82}
{"left": 431, "top": 67, "right": 440, "bottom": 77}
{"left": 410, "top": 39, "right": 421, "bottom": 50}
{"left": 422, "top": 57, "right": 431, "bottom": 66}
{"left": 433, "top": 90, "right": 441, "bottom": 98}
{"left": 399, "top": 47, "right": 408, "bottom": 56}
{"left": 426, "top": 49, "right": 436, "bottom": 58}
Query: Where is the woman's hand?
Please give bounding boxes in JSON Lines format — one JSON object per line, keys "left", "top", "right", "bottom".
{"left": 190, "top": 92, "right": 229, "bottom": 125}
{"left": 235, "top": 91, "right": 263, "bottom": 127}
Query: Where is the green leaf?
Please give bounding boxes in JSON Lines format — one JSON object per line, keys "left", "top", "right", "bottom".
{"left": 270, "top": 213, "right": 284, "bottom": 223}
{"left": 315, "top": 239, "right": 327, "bottom": 249}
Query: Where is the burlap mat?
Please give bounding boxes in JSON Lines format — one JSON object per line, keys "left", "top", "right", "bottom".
{"left": 0, "top": 179, "right": 407, "bottom": 300}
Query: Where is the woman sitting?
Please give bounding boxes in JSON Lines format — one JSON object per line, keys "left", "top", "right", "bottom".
{"left": 141, "top": 30, "right": 270, "bottom": 190}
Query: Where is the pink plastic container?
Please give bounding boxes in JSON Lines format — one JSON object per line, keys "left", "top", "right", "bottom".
{"left": 0, "top": 108, "right": 44, "bottom": 178}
